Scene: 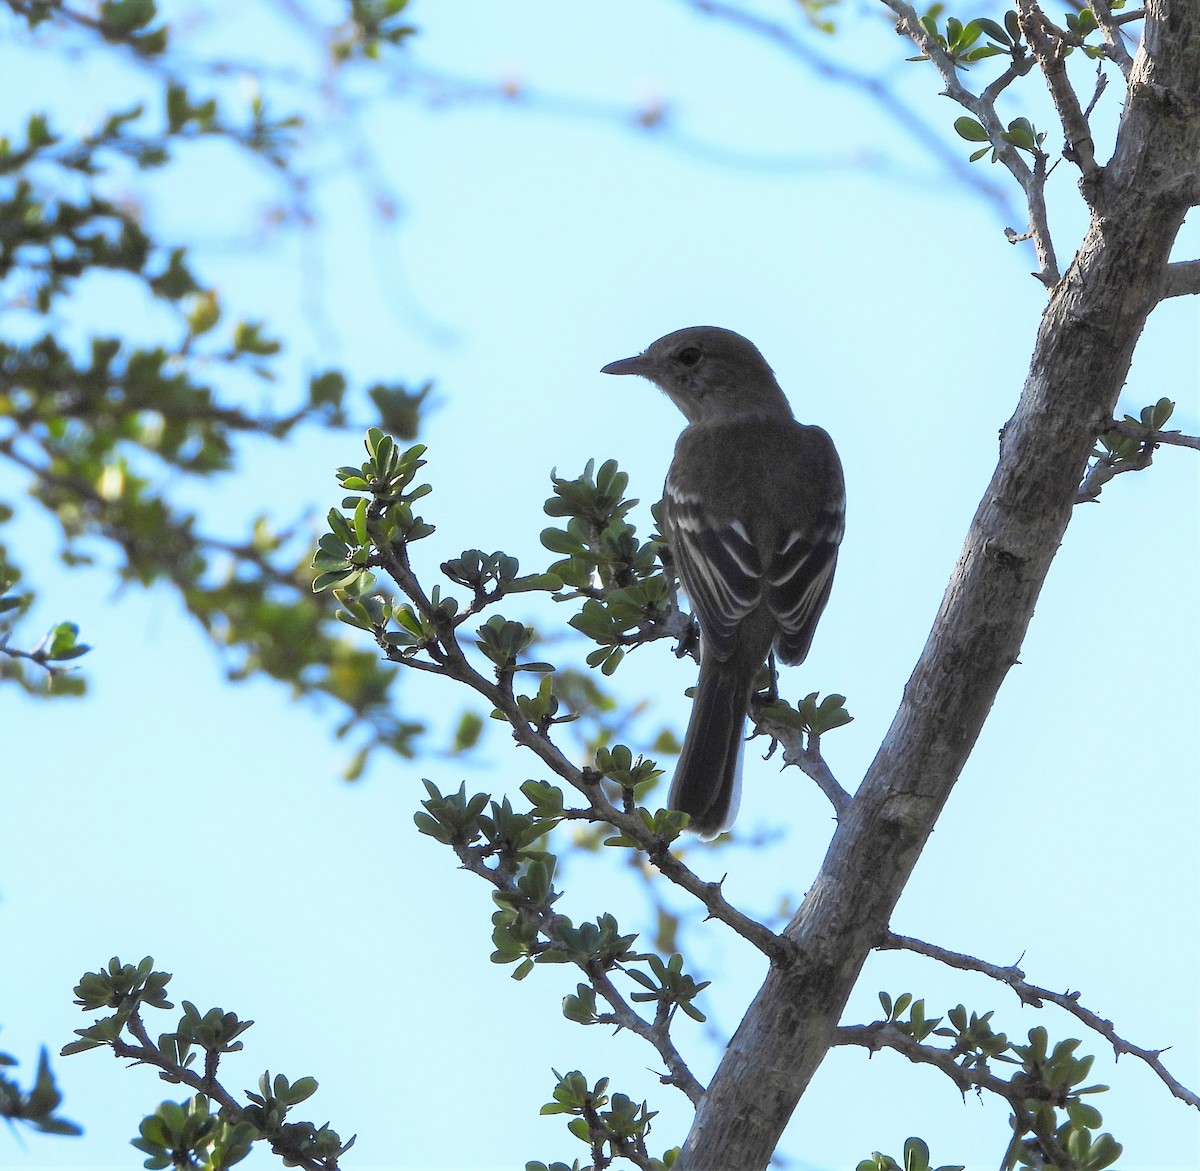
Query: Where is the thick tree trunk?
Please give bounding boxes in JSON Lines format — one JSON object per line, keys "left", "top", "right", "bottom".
{"left": 677, "top": 4, "right": 1200, "bottom": 1167}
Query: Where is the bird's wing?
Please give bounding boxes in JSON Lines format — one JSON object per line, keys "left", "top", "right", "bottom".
{"left": 768, "top": 502, "right": 843, "bottom": 664}
{"left": 664, "top": 484, "right": 763, "bottom": 662}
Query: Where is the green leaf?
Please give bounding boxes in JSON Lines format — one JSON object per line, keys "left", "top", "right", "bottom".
{"left": 954, "top": 117, "right": 989, "bottom": 142}
{"left": 975, "top": 16, "right": 1011, "bottom": 43}
{"left": 353, "top": 496, "right": 369, "bottom": 545}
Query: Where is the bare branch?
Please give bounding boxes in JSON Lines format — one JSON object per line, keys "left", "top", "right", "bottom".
{"left": 1023, "top": 150, "right": 1060, "bottom": 285}
{"left": 1091, "top": 0, "right": 1137, "bottom": 73}
{"left": 882, "top": 933, "right": 1039, "bottom": 1000}
{"left": 754, "top": 706, "right": 852, "bottom": 816}
{"left": 642, "top": 835, "right": 796, "bottom": 964}
{"left": 1083, "top": 64, "right": 1110, "bottom": 119}
{"left": 883, "top": 932, "right": 1200, "bottom": 1109}
{"left": 1163, "top": 260, "right": 1200, "bottom": 298}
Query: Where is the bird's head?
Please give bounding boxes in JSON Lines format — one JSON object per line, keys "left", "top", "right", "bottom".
{"left": 600, "top": 326, "right": 790, "bottom": 423}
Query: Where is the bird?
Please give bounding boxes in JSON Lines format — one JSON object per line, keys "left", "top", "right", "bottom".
{"left": 601, "top": 326, "right": 844, "bottom": 837}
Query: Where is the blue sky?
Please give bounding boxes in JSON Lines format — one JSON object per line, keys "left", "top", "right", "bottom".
{"left": 2, "top": 2, "right": 1197, "bottom": 1169}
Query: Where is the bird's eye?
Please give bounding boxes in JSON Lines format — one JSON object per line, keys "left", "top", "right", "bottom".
{"left": 676, "top": 346, "right": 702, "bottom": 367}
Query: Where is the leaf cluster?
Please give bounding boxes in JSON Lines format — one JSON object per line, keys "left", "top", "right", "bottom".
{"left": 530, "top": 1069, "right": 678, "bottom": 1171}
{"left": 0, "top": 549, "right": 90, "bottom": 691}
{"left": 542, "top": 460, "right": 677, "bottom": 676}
{"left": 858, "top": 1135, "right": 962, "bottom": 1171}
{"left": 954, "top": 113, "right": 1047, "bottom": 164}
{"left": 760, "top": 690, "right": 853, "bottom": 738}
{"left": 316, "top": 441, "right": 675, "bottom": 768}
{"left": 906, "top": 3, "right": 1140, "bottom": 172}
{"left": 1095, "top": 397, "right": 1175, "bottom": 463}
{"left": 317, "top": 433, "right": 562, "bottom": 678}
{"left": 0, "top": 1045, "right": 80, "bottom": 1136}
{"left": 62, "top": 957, "right": 352, "bottom": 1171}
{"left": 871, "top": 994, "right": 1122, "bottom": 1171}
{"left": 415, "top": 778, "right": 702, "bottom": 1007}
{"left": 332, "top": 0, "right": 419, "bottom": 62}
{"left": 911, "top": 8, "right": 1017, "bottom": 66}
{"left": 1, "top": 35, "right": 429, "bottom": 771}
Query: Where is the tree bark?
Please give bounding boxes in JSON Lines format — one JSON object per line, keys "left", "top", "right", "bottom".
{"left": 677, "top": 3, "right": 1200, "bottom": 1166}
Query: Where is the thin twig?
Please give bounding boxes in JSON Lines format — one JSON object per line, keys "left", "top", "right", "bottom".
{"left": 372, "top": 536, "right": 795, "bottom": 964}
{"left": 754, "top": 706, "right": 852, "bottom": 816}
{"left": 450, "top": 828, "right": 706, "bottom": 1103}
{"left": 111, "top": 1013, "right": 341, "bottom": 1171}
{"left": 834, "top": 1020, "right": 1017, "bottom": 1099}
{"left": 1090, "top": 0, "right": 1136, "bottom": 74}
{"left": 1017, "top": 0, "right": 1099, "bottom": 182}
{"left": 1083, "top": 64, "right": 1109, "bottom": 120}
{"left": 1074, "top": 416, "right": 1200, "bottom": 503}
{"left": 881, "top": 0, "right": 1061, "bottom": 286}
{"left": 835, "top": 1020, "right": 1079, "bottom": 1167}
{"left": 1104, "top": 418, "right": 1200, "bottom": 451}
{"left": 1074, "top": 448, "right": 1153, "bottom": 502}
{"left": 883, "top": 932, "right": 1200, "bottom": 1108}
{"left": 590, "top": 967, "right": 705, "bottom": 1103}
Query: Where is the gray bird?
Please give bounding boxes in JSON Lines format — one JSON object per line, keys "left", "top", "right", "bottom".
{"left": 602, "top": 326, "right": 844, "bottom": 836}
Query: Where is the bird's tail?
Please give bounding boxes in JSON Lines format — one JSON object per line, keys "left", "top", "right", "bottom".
{"left": 667, "top": 659, "right": 753, "bottom": 838}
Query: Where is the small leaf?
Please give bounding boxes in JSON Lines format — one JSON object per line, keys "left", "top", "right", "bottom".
{"left": 954, "top": 116, "right": 989, "bottom": 142}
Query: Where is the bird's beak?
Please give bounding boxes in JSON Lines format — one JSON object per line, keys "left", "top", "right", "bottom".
{"left": 600, "top": 354, "right": 647, "bottom": 377}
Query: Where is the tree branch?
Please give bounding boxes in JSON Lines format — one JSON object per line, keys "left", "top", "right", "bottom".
{"left": 590, "top": 967, "right": 705, "bottom": 1104}
{"left": 883, "top": 932, "right": 1200, "bottom": 1109}
{"left": 1017, "top": 0, "right": 1100, "bottom": 182}
{"left": 372, "top": 537, "right": 795, "bottom": 965}
{"left": 1091, "top": 0, "right": 1137, "bottom": 74}
{"left": 448, "top": 825, "right": 707, "bottom": 1104}
{"left": 754, "top": 706, "right": 852, "bottom": 816}
{"left": 1074, "top": 446, "right": 1154, "bottom": 502}
{"left": 675, "top": 2, "right": 1200, "bottom": 1164}
{"left": 833, "top": 1021, "right": 1017, "bottom": 1100}
{"left": 1104, "top": 418, "right": 1200, "bottom": 450}
{"left": 1162, "top": 259, "right": 1200, "bottom": 297}
{"left": 112, "top": 1012, "right": 340, "bottom": 1171}
{"left": 881, "top": 0, "right": 1061, "bottom": 285}
{"left": 1075, "top": 415, "right": 1199, "bottom": 502}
